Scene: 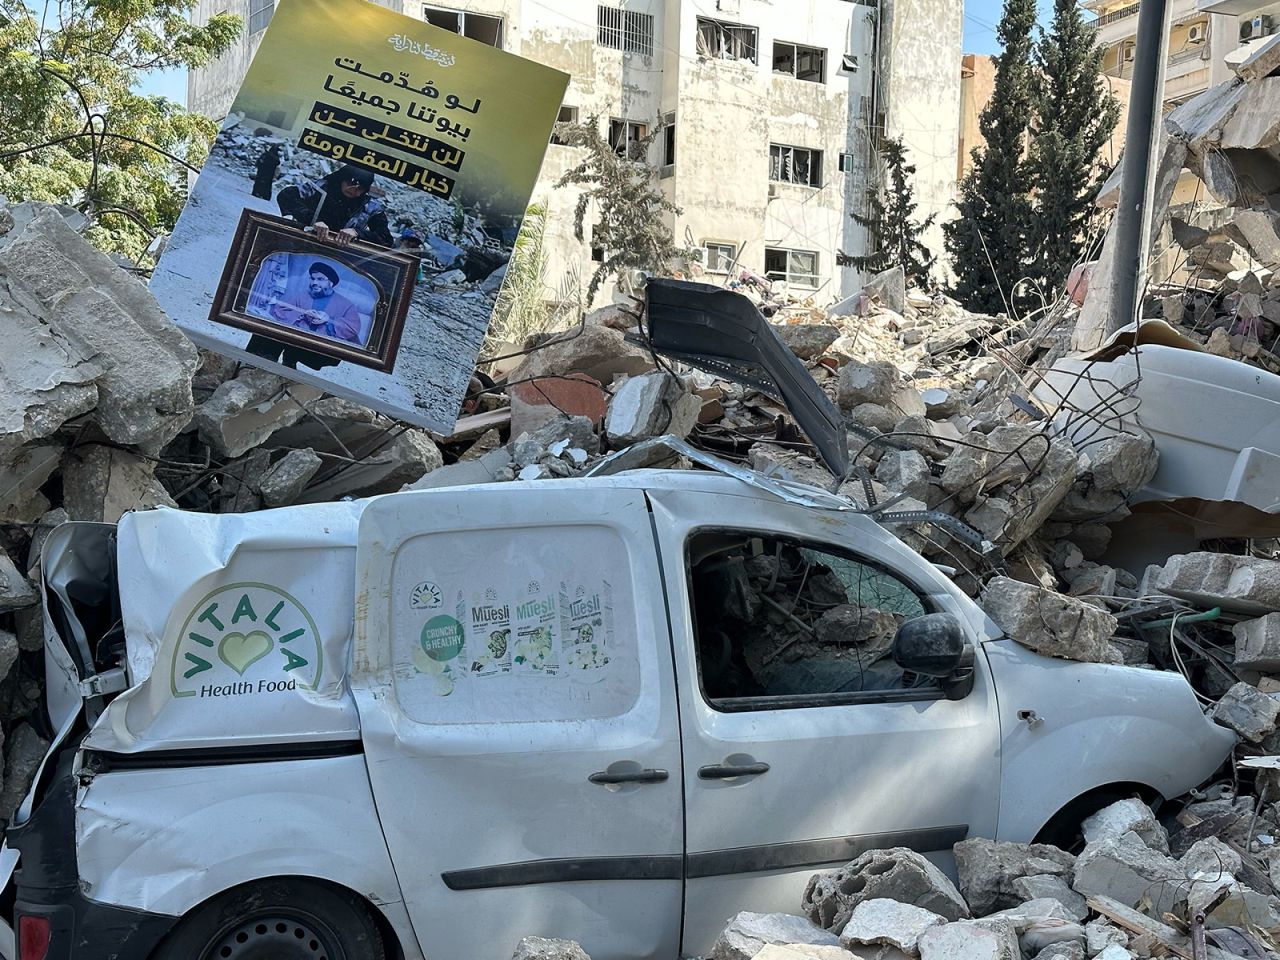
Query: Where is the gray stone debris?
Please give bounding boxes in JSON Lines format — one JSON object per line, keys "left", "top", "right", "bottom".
{"left": 775, "top": 323, "right": 841, "bottom": 360}
{"left": 301, "top": 430, "right": 442, "bottom": 502}
{"left": 1233, "top": 613, "right": 1280, "bottom": 671}
{"left": 605, "top": 372, "right": 701, "bottom": 447}
{"left": 0, "top": 550, "right": 39, "bottom": 613}
{"left": 1080, "top": 799, "right": 1169, "bottom": 855}
{"left": 875, "top": 450, "right": 931, "bottom": 501}
{"left": 804, "top": 847, "right": 970, "bottom": 934}
{"left": 1032, "top": 944, "right": 1084, "bottom": 960}
{"left": 1084, "top": 919, "right": 1127, "bottom": 955}
{"left": 1010, "top": 875, "right": 1088, "bottom": 921}
{"left": 754, "top": 947, "right": 860, "bottom": 960}
{"left": 978, "top": 577, "right": 1119, "bottom": 663}
{"left": 838, "top": 360, "right": 900, "bottom": 411}
{"left": 1210, "top": 681, "right": 1280, "bottom": 742}
{"left": 195, "top": 368, "right": 322, "bottom": 459}
{"left": 1070, "top": 831, "right": 1187, "bottom": 917}
{"left": 1155, "top": 553, "right": 1280, "bottom": 616}
{"left": 259, "top": 449, "right": 324, "bottom": 508}
{"left": 510, "top": 937, "right": 592, "bottom": 960}
{"left": 953, "top": 838, "right": 1076, "bottom": 916}
{"left": 839, "top": 899, "right": 945, "bottom": 954}
{"left": 61, "top": 444, "right": 176, "bottom": 523}
{"left": 917, "top": 917, "right": 1020, "bottom": 960}
{"left": 0, "top": 723, "right": 49, "bottom": 822}
{"left": 712, "top": 912, "right": 842, "bottom": 960}
{"left": 0, "top": 629, "right": 18, "bottom": 686}
{"left": 0, "top": 203, "right": 197, "bottom": 453}
{"left": 1093, "top": 947, "right": 1133, "bottom": 960}
{"left": 511, "top": 324, "right": 653, "bottom": 386}
{"left": 1079, "top": 434, "right": 1158, "bottom": 496}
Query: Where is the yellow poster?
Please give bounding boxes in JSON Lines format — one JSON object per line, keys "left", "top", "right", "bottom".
{"left": 152, "top": 0, "right": 568, "bottom": 431}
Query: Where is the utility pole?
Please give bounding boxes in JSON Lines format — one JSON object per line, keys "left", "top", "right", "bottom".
{"left": 1107, "top": 0, "right": 1173, "bottom": 334}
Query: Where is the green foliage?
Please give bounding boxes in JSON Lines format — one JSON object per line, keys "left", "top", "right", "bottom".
{"left": 840, "top": 136, "right": 936, "bottom": 285}
{"left": 553, "top": 116, "right": 699, "bottom": 304}
{"left": 943, "top": 0, "right": 1038, "bottom": 315}
{"left": 0, "top": 0, "right": 240, "bottom": 259}
{"left": 1027, "top": 0, "right": 1120, "bottom": 297}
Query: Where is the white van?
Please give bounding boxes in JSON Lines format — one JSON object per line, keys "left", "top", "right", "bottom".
{"left": 3, "top": 467, "right": 1233, "bottom": 960}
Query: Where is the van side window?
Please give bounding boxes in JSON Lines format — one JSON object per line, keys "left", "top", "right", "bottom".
{"left": 686, "top": 530, "right": 936, "bottom": 706}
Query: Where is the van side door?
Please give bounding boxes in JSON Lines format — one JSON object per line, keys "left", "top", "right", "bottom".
{"left": 352, "top": 485, "right": 683, "bottom": 960}
{"left": 647, "top": 487, "right": 1001, "bottom": 955}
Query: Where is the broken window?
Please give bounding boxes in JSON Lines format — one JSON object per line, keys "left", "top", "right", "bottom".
{"left": 608, "top": 118, "right": 649, "bottom": 161}
{"left": 769, "top": 144, "right": 823, "bottom": 188}
{"left": 248, "top": 0, "right": 274, "bottom": 34}
{"left": 423, "top": 6, "right": 504, "bottom": 47}
{"left": 703, "top": 242, "right": 737, "bottom": 273}
{"left": 696, "top": 17, "right": 758, "bottom": 63}
{"left": 661, "top": 112, "right": 676, "bottom": 167}
{"left": 773, "top": 41, "right": 826, "bottom": 82}
{"left": 764, "top": 247, "right": 819, "bottom": 288}
{"left": 597, "top": 5, "right": 655, "bottom": 56}
{"left": 550, "top": 105, "right": 579, "bottom": 146}
{"left": 687, "top": 531, "right": 935, "bottom": 705}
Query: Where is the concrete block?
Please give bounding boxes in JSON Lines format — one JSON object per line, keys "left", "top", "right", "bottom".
{"left": 0, "top": 724, "right": 49, "bottom": 823}
{"left": 1032, "top": 944, "right": 1084, "bottom": 960}
{"left": 1010, "top": 876, "right": 1088, "bottom": 921}
{"left": 1082, "top": 434, "right": 1158, "bottom": 496}
{"left": 1070, "top": 831, "right": 1187, "bottom": 917}
{"left": 875, "top": 450, "right": 931, "bottom": 501}
{"left": 978, "top": 577, "right": 1118, "bottom": 663}
{"left": 510, "top": 324, "right": 653, "bottom": 385}
{"left": 712, "top": 913, "right": 842, "bottom": 960}
{"left": 511, "top": 938, "right": 591, "bottom": 960}
{"left": 1234, "top": 32, "right": 1280, "bottom": 83}
{"left": 302, "top": 429, "right": 442, "bottom": 501}
{"left": 839, "top": 899, "right": 945, "bottom": 954}
{"left": 953, "top": 838, "right": 1075, "bottom": 916}
{"left": 259, "top": 448, "right": 323, "bottom": 507}
{"left": 1084, "top": 919, "right": 1127, "bottom": 955}
{"left": 605, "top": 372, "right": 700, "bottom": 447}
{"left": 1234, "top": 614, "right": 1280, "bottom": 671}
{"left": 918, "top": 917, "right": 1020, "bottom": 960}
{"left": 62, "top": 445, "right": 175, "bottom": 523}
{"left": 194, "top": 367, "right": 322, "bottom": 458}
{"left": 0, "top": 204, "right": 197, "bottom": 453}
{"left": 804, "top": 846, "right": 970, "bottom": 933}
{"left": 1211, "top": 681, "right": 1280, "bottom": 742}
{"left": 1081, "top": 799, "right": 1169, "bottom": 855}
{"left": 838, "top": 360, "right": 899, "bottom": 411}
{"left": 775, "top": 323, "right": 841, "bottom": 360}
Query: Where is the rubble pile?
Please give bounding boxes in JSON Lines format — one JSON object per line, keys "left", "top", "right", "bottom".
{"left": 506, "top": 814, "right": 1280, "bottom": 958}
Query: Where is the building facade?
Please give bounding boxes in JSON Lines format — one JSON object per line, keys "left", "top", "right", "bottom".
{"left": 189, "top": 0, "right": 962, "bottom": 306}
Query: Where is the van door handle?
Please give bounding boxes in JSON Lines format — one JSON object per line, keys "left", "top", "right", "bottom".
{"left": 698, "top": 762, "right": 770, "bottom": 780}
{"left": 588, "top": 768, "right": 669, "bottom": 785}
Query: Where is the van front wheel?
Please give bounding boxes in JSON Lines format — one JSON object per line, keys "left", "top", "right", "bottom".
{"left": 151, "top": 878, "right": 384, "bottom": 960}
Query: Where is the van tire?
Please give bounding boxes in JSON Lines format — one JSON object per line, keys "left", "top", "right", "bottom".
{"left": 151, "top": 877, "right": 385, "bottom": 960}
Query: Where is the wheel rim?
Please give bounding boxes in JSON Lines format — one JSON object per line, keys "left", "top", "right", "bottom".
{"left": 202, "top": 912, "right": 340, "bottom": 960}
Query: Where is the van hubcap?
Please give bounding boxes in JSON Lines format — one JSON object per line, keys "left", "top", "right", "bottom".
{"left": 206, "top": 914, "right": 337, "bottom": 959}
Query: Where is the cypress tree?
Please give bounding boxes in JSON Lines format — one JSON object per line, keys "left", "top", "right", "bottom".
{"left": 840, "top": 136, "right": 937, "bottom": 285}
{"left": 1027, "top": 0, "right": 1120, "bottom": 297}
{"left": 943, "top": 0, "right": 1038, "bottom": 315}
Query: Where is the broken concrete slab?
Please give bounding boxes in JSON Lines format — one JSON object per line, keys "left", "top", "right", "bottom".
{"left": 953, "top": 838, "right": 1076, "bottom": 916}
{"left": 1070, "top": 831, "right": 1187, "bottom": 917}
{"left": 0, "top": 723, "right": 48, "bottom": 822}
{"left": 1032, "top": 944, "right": 1084, "bottom": 960}
{"left": 1210, "top": 681, "right": 1280, "bottom": 742}
{"left": 0, "top": 203, "right": 197, "bottom": 453}
{"left": 863, "top": 266, "right": 907, "bottom": 316}
{"left": 510, "top": 324, "right": 654, "bottom": 386}
{"left": 194, "top": 367, "right": 323, "bottom": 459}
{"left": 838, "top": 361, "right": 900, "bottom": 411}
{"left": 61, "top": 444, "right": 175, "bottom": 523}
{"left": 0, "top": 629, "right": 18, "bottom": 686}
{"left": 404, "top": 447, "right": 512, "bottom": 491}
{"left": 917, "top": 917, "right": 1020, "bottom": 960}
{"left": 605, "top": 372, "right": 701, "bottom": 448}
{"left": 259, "top": 448, "right": 324, "bottom": 508}
{"left": 1010, "top": 876, "right": 1088, "bottom": 922}
{"left": 301, "top": 429, "right": 442, "bottom": 501}
{"left": 712, "top": 913, "right": 843, "bottom": 960}
{"left": 839, "top": 899, "right": 945, "bottom": 954}
{"left": 804, "top": 847, "right": 970, "bottom": 933}
{"left": 1081, "top": 799, "right": 1170, "bottom": 855}
{"left": 874, "top": 450, "right": 931, "bottom": 501}
{"left": 1082, "top": 434, "right": 1158, "bottom": 496}
{"left": 1083, "top": 919, "right": 1127, "bottom": 955}
{"left": 978, "top": 577, "right": 1119, "bottom": 664}
{"left": 510, "top": 937, "right": 592, "bottom": 960}
{"left": 0, "top": 444, "right": 65, "bottom": 520}
{"left": 1234, "top": 32, "right": 1280, "bottom": 83}
{"left": 509, "top": 374, "right": 607, "bottom": 438}
{"left": 940, "top": 426, "right": 1065, "bottom": 496}
{"left": 776, "top": 324, "right": 841, "bottom": 360}
{"left": 1233, "top": 613, "right": 1280, "bottom": 671}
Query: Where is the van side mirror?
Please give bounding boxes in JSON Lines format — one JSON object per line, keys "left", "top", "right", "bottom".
{"left": 892, "top": 613, "right": 975, "bottom": 701}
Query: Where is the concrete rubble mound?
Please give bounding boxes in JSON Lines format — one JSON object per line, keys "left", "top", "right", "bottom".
{"left": 6, "top": 59, "right": 1280, "bottom": 947}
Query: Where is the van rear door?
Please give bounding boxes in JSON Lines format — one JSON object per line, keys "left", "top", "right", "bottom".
{"left": 352, "top": 483, "right": 683, "bottom": 960}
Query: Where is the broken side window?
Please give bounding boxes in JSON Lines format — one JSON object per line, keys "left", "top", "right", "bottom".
{"left": 703, "top": 242, "right": 737, "bottom": 273}
{"left": 550, "top": 105, "right": 579, "bottom": 146}
{"left": 769, "top": 143, "right": 823, "bottom": 187}
{"left": 423, "top": 6, "right": 503, "bottom": 47}
{"left": 773, "top": 41, "right": 826, "bottom": 82}
{"left": 687, "top": 531, "right": 938, "bottom": 706}
{"left": 696, "top": 17, "right": 759, "bottom": 63}
{"left": 764, "top": 247, "right": 820, "bottom": 288}
{"left": 662, "top": 112, "right": 676, "bottom": 167}
{"left": 608, "top": 118, "right": 649, "bottom": 161}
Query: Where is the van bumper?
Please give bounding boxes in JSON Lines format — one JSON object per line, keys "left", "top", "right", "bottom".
{"left": 7, "top": 774, "right": 177, "bottom": 959}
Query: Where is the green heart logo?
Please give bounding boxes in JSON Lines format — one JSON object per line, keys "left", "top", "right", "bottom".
{"left": 218, "top": 630, "right": 274, "bottom": 675}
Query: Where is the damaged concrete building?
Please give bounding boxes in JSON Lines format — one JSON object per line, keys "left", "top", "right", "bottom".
{"left": 185, "top": 0, "right": 963, "bottom": 304}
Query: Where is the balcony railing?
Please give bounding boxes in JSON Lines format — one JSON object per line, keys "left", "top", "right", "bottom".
{"left": 1090, "top": 3, "right": 1140, "bottom": 26}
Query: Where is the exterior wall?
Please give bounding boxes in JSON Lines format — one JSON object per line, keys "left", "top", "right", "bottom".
{"left": 958, "top": 53, "right": 996, "bottom": 181}
{"left": 880, "top": 0, "right": 964, "bottom": 277}
{"left": 188, "top": 0, "right": 959, "bottom": 309}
